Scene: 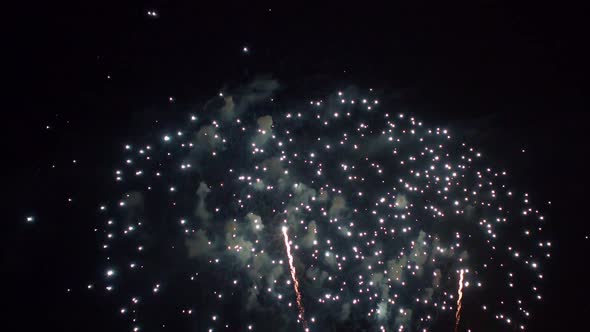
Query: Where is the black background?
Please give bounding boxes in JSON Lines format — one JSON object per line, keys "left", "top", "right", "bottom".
{"left": 6, "top": 1, "right": 589, "bottom": 331}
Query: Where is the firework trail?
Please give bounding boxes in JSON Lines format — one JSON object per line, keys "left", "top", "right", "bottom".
{"left": 282, "top": 226, "right": 308, "bottom": 330}
{"left": 455, "top": 269, "right": 465, "bottom": 332}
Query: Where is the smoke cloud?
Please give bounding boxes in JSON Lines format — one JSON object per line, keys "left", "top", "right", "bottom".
{"left": 195, "top": 182, "right": 212, "bottom": 223}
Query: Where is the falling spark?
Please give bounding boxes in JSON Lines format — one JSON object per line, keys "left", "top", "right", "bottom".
{"left": 455, "top": 269, "right": 465, "bottom": 332}
{"left": 282, "top": 226, "right": 307, "bottom": 330}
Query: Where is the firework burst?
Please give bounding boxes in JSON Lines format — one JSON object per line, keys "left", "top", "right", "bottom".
{"left": 95, "top": 82, "right": 550, "bottom": 331}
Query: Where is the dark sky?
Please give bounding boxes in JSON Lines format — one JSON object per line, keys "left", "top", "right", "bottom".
{"left": 6, "top": 1, "right": 589, "bottom": 331}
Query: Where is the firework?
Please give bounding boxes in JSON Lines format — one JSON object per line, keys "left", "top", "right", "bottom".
{"left": 96, "top": 83, "right": 550, "bottom": 331}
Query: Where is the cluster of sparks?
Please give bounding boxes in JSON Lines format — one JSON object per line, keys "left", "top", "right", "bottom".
{"left": 95, "top": 85, "right": 550, "bottom": 331}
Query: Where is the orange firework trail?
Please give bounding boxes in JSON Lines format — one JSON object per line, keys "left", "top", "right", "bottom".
{"left": 282, "top": 226, "right": 308, "bottom": 330}
{"left": 455, "top": 269, "right": 465, "bottom": 332}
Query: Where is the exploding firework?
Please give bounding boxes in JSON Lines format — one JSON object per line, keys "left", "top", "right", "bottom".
{"left": 95, "top": 81, "right": 550, "bottom": 331}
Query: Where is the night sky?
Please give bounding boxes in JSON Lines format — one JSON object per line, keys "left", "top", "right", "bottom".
{"left": 7, "top": 2, "right": 590, "bottom": 331}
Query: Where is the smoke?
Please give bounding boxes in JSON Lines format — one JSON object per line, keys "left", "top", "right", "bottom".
{"left": 254, "top": 115, "right": 273, "bottom": 146}
{"left": 424, "top": 287, "right": 434, "bottom": 302}
{"left": 195, "top": 182, "right": 212, "bottom": 223}
{"left": 223, "top": 215, "right": 262, "bottom": 266}
{"left": 301, "top": 221, "right": 317, "bottom": 248}
{"left": 409, "top": 231, "right": 429, "bottom": 275}
{"left": 125, "top": 191, "right": 144, "bottom": 209}
{"left": 433, "top": 237, "right": 453, "bottom": 259}
{"left": 239, "top": 78, "right": 280, "bottom": 105}
{"left": 292, "top": 183, "right": 317, "bottom": 206}
{"left": 387, "top": 255, "right": 409, "bottom": 282}
{"left": 395, "top": 194, "right": 408, "bottom": 209}
{"left": 433, "top": 269, "right": 442, "bottom": 288}
{"left": 185, "top": 230, "right": 213, "bottom": 258}
{"left": 266, "top": 265, "right": 284, "bottom": 291}
{"left": 252, "top": 179, "right": 266, "bottom": 191}
{"left": 377, "top": 301, "right": 389, "bottom": 321}
{"left": 195, "top": 125, "right": 224, "bottom": 151}
{"left": 253, "top": 115, "right": 274, "bottom": 146}
{"left": 226, "top": 234, "right": 255, "bottom": 265}
{"left": 464, "top": 204, "right": 476, "bottom": 220}
{"left": 261, "top": 157, "right": 287, "bottom": 182}
{"left": 282, "top": 183, "right": 317, "bottom": 225}
{"left": 246, "top": 286, "right": 260, "bottom": 311}
{"left": 385, "top": 231, "right": 430, "bottom": 282}
{"left": 305, "top": 266, "right": 329, "bottom": 287}
{"left": 340, "top": 303, "right": 352, "bottom": 321}
{"left": 250, "top": 252, "right": 283, "bottom": 284}
{"left": 318, "top": 188, "right": 329, "bottom": 202}
{"left": 246, "top": 212, "right": 264, "bottom": 234}
{"left": 257, "top": 115, "right": 273, "bottom": 132}
{"left": 395, "top": 308, "right": 413, "bottom": 328}
{"left": 305, "top": 267, "right": 318, "bottom": 280}
{"left": 122, "top": 191, "right": 144, "bottom": 222}
{"left": 324, "top": 251, "right": 337, "bottom": 268}
{"left": 220, "top": 96, "right": 235, "bottom": 121}
{"left": 370, "top": 272, "right": 391, "bottom": 301}
{"left": 459, "top": 250, "right": 469, "bottom": 261}
{"left": 329, "top": 195, "right": 347, "bottom": 217}
{"left": 216, "top": 78, "right": 280, "bottom": 121}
